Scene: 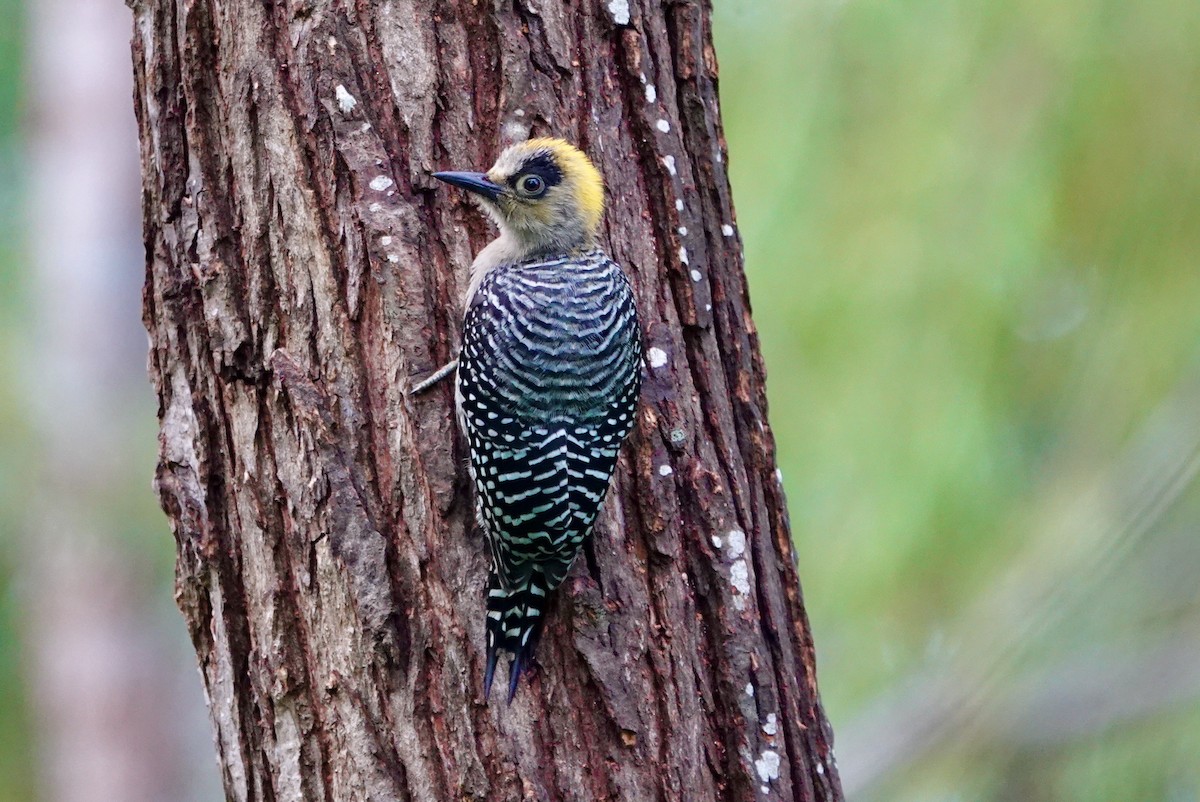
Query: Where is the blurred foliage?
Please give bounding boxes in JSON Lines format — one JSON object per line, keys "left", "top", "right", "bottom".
{"left": 0, "top": 0, "right": 38, "bottom": 797}
{"left": 1, "top": 0, "right": 1198, "bottom": 800}
{"left": 715, "top": 0, "right": 1200, "bottom": 799}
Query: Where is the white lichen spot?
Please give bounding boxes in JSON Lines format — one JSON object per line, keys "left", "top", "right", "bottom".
{"left": 369, "top": 175, "right": 394, "bottom": 192}
{"left": 607, "top": 0, "right": 630, "bottom": 25}
{"left": 755, "top": 750, "right": 781, "bottom": 784}
{"left": 722, "top": 224, "right": 735, "bottom": 237}
{"left": 705, "top": 303, "right": 713, "bottom": 312}
{"left": 726, "top": 529, "right": 746, "bottom": 558}
{"left": 746, "top": 682, "right": 755, "bottom": 697}
{"left": 690, "top": 269, "right": 702, "bottom": 282}
{"left": 368, "top": 202, "right": 383, "bottom": 213}
{"left": 335, "top": 84, "right": 357, "bottom": 114}
{"left": 763, "top": 713, "right": 778, "bottom": 736}
{"left": 503, "top": 120, "right": 531, "bottom": 142}
{"left": 678, "top": 226, "right": 688, "bottom": 236}
{"left": 514, "top": 108, "right": 525, "bottom": 117}
{"left": 711, "top": 535, "right": 723, "bottom": 549}
{"left": 816, "top": 763, "right": 825, "bottom": 776}
{"left": 647, "top": 346, "right": 669, "bottom": 369}
{"left": 386, "top": 254, "right": 400, "bottom": 263}
{"left": 761, "top": 787, "right": 769, "bottom": 795}
{"left": 675, "top": 199, "right": 684, "bottom": 211}
{"left": 663, "top": 155, "right": 677, "bottom": 176}
{"left": 731, "top": 559, "right": 750, "bottom": 597}
{"left": 656, "top": 119, "right": 671, "bottom": 133}
{"left": 775, "top": 468, "right": 784, "bottom": 484}
{"left": 658, "top": 464, "right": 673, "bottom": 477}
{"left": 679, "top": 247, "right": 689, "bottom": 265}
{"left": 645, "top": 83, "right": 657, "bottom": 104}
{"left": 380, "top": 236, "right": 393, "bottom": 246}
{"left": 360, "top": 122, "right": 372, "bottom": 133}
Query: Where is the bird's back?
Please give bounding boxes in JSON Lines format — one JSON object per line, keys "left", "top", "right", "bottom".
{"left": 459, "top": 248, "right": 641, "bottom": 420}
{"left": 454, "top": 247, "right": 642, "bottom": 698}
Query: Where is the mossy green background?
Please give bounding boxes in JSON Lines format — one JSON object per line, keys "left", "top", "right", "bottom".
{"left": 1, "top": 1, "right": 1198, "bottom": 799}
{"left": 716, "top": 0, "right": 1200, "bottom": 799}
{"left": 0, "top": 0, "right": 37, "bottom": 798}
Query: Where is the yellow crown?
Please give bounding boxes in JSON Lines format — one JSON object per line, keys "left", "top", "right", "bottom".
{"left": 522, "top": 138, "right": 605, "bottom": 233}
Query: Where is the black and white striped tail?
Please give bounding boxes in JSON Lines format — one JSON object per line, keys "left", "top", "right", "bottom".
{"left": 484, "top": 569, "right": 552, "bottom": 702}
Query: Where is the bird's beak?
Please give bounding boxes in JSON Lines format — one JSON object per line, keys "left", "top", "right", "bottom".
{"left": 432, "top": 171, "right": 504, "bottom": 202}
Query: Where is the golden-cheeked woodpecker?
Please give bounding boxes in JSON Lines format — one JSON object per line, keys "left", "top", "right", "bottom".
{"left": 418, "top": 139, "right": 643, "bottom": 701}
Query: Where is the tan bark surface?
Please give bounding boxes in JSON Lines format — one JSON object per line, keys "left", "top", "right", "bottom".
{"left": 132, "top": 0, "right": 842, "bottom": 799}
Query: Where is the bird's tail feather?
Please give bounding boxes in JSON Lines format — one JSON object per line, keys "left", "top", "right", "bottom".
{"left": 484, "top": 570, "right": 551, "bottom": 702}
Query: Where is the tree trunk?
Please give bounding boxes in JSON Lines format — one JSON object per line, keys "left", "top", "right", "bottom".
{"left": 131, "top": 1, "right": 842, "bottom": 800}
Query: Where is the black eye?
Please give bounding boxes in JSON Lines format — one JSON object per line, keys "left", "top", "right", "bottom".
{"left": 520, "top": 175, "right": 545, "bottom": 195}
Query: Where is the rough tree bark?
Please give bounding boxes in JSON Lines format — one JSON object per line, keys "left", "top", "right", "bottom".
{"left": 132, "top": 1, "right": 842, "bottom": 800}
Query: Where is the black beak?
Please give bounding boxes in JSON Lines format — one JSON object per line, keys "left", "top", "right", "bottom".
{"left": 432, "top": 171, "right": 504, "bottom": 202}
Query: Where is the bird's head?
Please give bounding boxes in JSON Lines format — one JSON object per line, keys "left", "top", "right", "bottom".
{"left": 434, "top": 138, "right": 605, "bottom": 256}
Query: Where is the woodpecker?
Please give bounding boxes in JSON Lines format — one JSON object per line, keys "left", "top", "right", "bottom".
{"left": 422, "top": 139, "right": 643, "bottom": 701}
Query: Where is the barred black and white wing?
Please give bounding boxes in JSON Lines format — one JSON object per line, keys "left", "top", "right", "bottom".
{"left": 455, "top": 248, "right": 642, "bottom": 700}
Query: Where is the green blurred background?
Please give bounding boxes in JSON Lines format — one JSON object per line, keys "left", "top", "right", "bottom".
{"left": 717, "top": 0, "right": 1200, "bottom": 799}
{"left": 2, "top": 0, "right": 1199, "bottom": 799}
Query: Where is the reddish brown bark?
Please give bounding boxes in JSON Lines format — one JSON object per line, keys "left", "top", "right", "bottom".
{"left": 132, "top": 0, "right": 842, "bottom": 799}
